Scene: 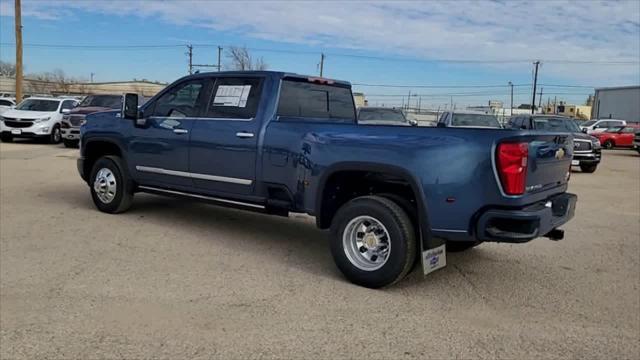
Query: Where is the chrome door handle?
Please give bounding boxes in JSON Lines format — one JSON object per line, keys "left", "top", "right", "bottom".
{"left": 236, "top": 132, "right": 254, "bottom": 138}
{"left": 173, "top": 129, "right": 188, "bottom": 134}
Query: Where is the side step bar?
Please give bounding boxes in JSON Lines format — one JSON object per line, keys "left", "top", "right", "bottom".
{"left": 138, "top": 185, "right": 266, "bottom": 211}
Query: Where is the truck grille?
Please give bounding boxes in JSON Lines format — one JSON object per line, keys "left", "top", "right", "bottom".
{"left": 574, "top": 140, "right": 592, "bottom": 151}
{"left": 4, "top": 120, "right": 33, "bottom": 128}
{"left": 69, "top": 115, "right": 86, "bottom": 127}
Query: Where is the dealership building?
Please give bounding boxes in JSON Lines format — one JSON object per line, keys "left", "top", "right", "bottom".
{"left": 591, "top": 85, "right": 640, "bottom": 122}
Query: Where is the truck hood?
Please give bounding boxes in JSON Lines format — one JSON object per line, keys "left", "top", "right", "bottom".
{"left": 68, "top": 106, "right": 116, "bottom": 115}
{"left": 1, "top": 109, "right": 55, "bottom": 119}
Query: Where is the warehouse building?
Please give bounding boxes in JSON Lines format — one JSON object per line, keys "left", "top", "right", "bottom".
{"left": 591, "top": 85, "right": 640, "bottom": 122}
{"left": 0, "top": 76, "right": 166, "bottom": 98}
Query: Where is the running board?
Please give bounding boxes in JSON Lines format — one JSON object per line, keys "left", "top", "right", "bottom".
{"left": 137, "top": 185, "right": 266, "bottom": 211}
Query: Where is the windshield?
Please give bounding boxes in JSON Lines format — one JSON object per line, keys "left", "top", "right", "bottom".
{"left": 533, "top": 117, "right": 581, "bottom": 132}
{"left": 582, "top": 120, "right": 596, "bottom": 127}
{"left": 15, "top": 99, "right": 60, "bottom": 112}
{"left": 358, "top": 108, "right": 406, "bottom": 122}
{"left": 451, "top": 114, "right": 501, "bottom": 128}
{"left": 79, "top": 95, "right": 122, "bottom": 109}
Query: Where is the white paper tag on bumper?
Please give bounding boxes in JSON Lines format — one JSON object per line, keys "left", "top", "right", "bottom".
{"left": 422, "top": 244, "right": 446, "bottom": 275}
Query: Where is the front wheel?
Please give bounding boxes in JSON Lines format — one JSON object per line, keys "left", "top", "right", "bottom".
{"left": 89, "top": 155, "right": 134, "bottom": 213}
{"left": 49, "top": 125, "right": 62, "bottom": 144}
{"left": 330, "top": 196, "right": 417, "bottom": 288}
{"left": 603, "top": 140, "right": 614, "bottom": 149}
{"left": 580, "top": 163, "right": 598, "bottom": 173}
{"left": 0, "top": 134, "right": 13, "bottom": 142}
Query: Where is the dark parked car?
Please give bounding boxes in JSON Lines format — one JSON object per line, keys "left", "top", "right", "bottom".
{"left": 61, "top": 94, "right": 143, "bottom": 148}
{"left": 508, "top": 115, "right": 602, "bottom": 173}
{"left": 78, "top": 71, "right": 577, "bottom": 288}
{"left": 357, "top": 107, "right": 417, "bottom": 126}
{"left": 437, "top": 111, "right": 502, "bottom": 128}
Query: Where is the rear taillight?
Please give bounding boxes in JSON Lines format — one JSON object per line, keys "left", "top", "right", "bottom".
{"left": 497, "top": 142, "right": 528, "bottom": 195}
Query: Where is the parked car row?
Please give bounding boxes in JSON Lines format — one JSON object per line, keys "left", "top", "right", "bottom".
{"left": 0, "top": 94, "right": 143, "bottom": 146}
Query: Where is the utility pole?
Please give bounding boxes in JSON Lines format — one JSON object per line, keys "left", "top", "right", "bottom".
{"left": 450, "top": 96, "right": 453, "bottom": 110}
{"left": 554, "top": 96, "right": 557, "bottom": 114}
{"left": 187, "top": 44, "right": 193, "bottom": 74}
{"left": 538, "top": 86, "right": 543, "bottom": 110}
{"left": 14, "top": 0, "right": 23, "bottom": 101}
{"left": 508, "top": 81, "right": 514, "bottom": 116}
{"left": 531, "top": 61, "right": 540, "bottom": 114}
{"left": 407, "top": 90, "right": 411, "bottom": 110}
{"left": 418, "top": 96, "right": 422, "bottom": 112}
{"left": 90, "top": 72, "right": 95, "bottom": 83}
{"left": 319, "top": 53, "right": 325, "bottom": 77}
{"left": 217, "top": 46, "right": 222, "bottom": 72}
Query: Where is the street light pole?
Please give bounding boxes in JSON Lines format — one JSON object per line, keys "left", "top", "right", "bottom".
{"left": 508, "top": 81, "right": 513, "bottom": 116}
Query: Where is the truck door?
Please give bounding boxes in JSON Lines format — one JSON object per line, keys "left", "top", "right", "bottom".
{"left": 188, "top": 76, "right": 265, "bottom": 196}
{"left": 128, "top": 78, "right": 210, "bottom": 188}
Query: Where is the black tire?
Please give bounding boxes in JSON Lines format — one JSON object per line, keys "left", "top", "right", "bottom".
{"left": 603, "top": 140, "right": 614, "bottom": 149}
{"left": 49, "top": 125, "right": 62, "bottom": 144}
{"left": 63, "top": 139, "right": 79, "bottom": 148}
{"left": 89, "top": 155, "right": 134, "bottom": 214}
{"left": 446, "top": 240, "right": 481, "bottom": 252}
{"left": 0, "top": 134, "right": 13, "bottom": 142}
{"left": 579, "top": 163, "right": 598, "bottom": 173}
{"left": 330, "top": 195, "right": 417, "bottom": 288}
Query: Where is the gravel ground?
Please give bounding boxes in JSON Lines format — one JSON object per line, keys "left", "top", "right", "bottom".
{"left": 1, "top": 141, "right": 639, "bottom": 359}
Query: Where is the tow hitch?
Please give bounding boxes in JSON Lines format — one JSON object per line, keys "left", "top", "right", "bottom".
{"left": 545, "top": 228, "right": 565, "bottom": 241}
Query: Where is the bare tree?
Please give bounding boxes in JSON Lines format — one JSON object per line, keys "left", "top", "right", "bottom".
{"left": 226, "top": 46, "right": 268, "bottom": 71}
{"left": 0, "top": 61, "right": 17, "bottom": 77}
{"left": 26, "top": 69, "right": 86, "bottom": 95}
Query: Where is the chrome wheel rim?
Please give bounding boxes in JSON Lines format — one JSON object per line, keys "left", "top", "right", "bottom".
{"left": 93, "top": 168, "right": 117, "bottom": 204}
{"left": 342, "top": 216, "right": 391, "bottom": 271}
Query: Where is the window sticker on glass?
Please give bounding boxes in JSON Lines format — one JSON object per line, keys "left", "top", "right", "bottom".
{"left": 213, "top": 85, "right": 252, "bottom": 107}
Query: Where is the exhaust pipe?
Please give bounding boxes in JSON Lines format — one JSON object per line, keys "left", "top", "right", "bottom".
{"left": 545, "top": 228, "right": 564, "bottom": 241}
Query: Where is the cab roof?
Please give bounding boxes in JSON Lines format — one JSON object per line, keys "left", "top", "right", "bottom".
{"left": 179, "top": 70, "right": 352, "bottom": 87}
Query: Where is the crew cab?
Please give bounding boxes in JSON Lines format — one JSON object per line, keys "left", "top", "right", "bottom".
{"left": 508, "top": 114, "right": 602, "bottom": 173}
{"left": 78, "top": 71, "right": 577, "bottom": 288}
{"left": 60, "top": 94, "right": 130, "bottom": 148}
{"left": 594, "top": 126, "right": 639, "bottom": 149}
{"left": 0, "top": 97, "right": 77, "bottom": 143}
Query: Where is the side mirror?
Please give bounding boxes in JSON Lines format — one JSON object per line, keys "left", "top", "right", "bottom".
{"left": 581, "top": 128, "right": 588, "bottom": 133}
{"left": 436, "top": 122, "right": 446, "bottom": 128}
{"left": 408, "top": 119, "right": 418, "bottom": 126}
{"left": 61, "top": 109, "right": 71, "bottom": 115}
{"left": 123, "top": 93, "right": 139, "bottom": 120}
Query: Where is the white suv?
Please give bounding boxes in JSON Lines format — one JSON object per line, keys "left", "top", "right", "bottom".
{"left": 0, "top": 97, "right": 77, "bottom": 143}
{"left": 579, "top": 119, "right": 626, "bottom": 134}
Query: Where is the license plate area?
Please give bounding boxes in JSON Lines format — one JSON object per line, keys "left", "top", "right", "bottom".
{"left": 10, "top": 129, "right": 22, "bottom": 135}
{"left": 571, "top": 160, "right": 579, "bottom": 166}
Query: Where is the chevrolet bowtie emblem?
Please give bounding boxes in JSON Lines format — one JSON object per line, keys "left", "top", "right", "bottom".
{"left": 555, "top": 148, "right": 565, "bottom": 160}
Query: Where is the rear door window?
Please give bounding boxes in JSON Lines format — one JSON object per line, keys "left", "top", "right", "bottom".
{"left": 205, "top": 77, "right": 263, "bottom": 119}
{"left": 277, "top": 80, "right": 355, "bottom": 121}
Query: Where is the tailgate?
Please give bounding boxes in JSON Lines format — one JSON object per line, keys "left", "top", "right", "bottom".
{"left": 525, "top": 134, "right": 573, "bottom": 193}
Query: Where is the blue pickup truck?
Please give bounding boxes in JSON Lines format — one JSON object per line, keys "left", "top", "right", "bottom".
{"left": 78, "top": 71, "right": 577, "bottom": 288}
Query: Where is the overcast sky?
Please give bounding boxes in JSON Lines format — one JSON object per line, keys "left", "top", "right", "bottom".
{"left": 1, "top": 0, "right": 639, "bottom": 107}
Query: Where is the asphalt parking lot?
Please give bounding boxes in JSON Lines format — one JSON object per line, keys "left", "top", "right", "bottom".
{"left": 1, "top": 141, "right": 638, "bottom": 359}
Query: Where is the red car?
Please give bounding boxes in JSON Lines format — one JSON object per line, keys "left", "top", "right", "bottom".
{"left": 595, "top": 126, "right": 639, "bottom": 149}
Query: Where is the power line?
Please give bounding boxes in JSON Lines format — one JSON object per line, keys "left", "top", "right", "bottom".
{"left": 353, "top": 83, "right": 531, "bottom": 88}
{"left": 1, "top": 42, "right": 638, "bottom": 65}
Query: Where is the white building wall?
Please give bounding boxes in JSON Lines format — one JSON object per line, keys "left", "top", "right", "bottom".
{"left": 592, "top": 86, "right": 640, "bottom": 122}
